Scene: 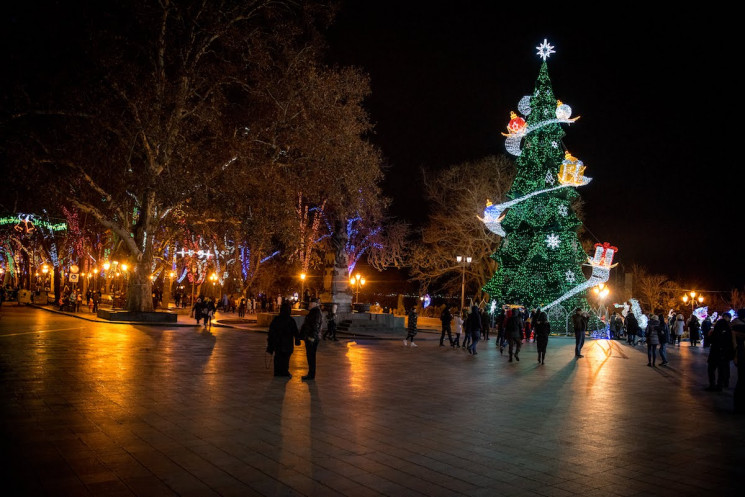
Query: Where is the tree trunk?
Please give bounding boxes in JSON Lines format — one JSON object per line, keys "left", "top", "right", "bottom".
{"left": 126, "top": 261, "right": 154, "bottom": 312}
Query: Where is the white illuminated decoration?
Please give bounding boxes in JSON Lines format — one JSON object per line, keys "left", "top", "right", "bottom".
{"left": 558, "top": 204, "right": 568, "bottom": 217}
{"left": 630, "top": 298, "right": 648, "bottom": 330}
{"left": 480, "top": 180, "right": 585, "bottom": 237}
{"left": 537, "top": 39, "right": 555, "bottom": 60}
{"left": 546, "top": 233, "right": 560, "bottom": 249}
{"left": 502, "top": 101, "right": 580, "bottom": 157}
{"left": 565, "top": 270, "right": 576, "bottom": 283}
{"left": 545, "top": 171, "right": 555, "bottom": 185}
{"left": 542, "top": 242, "right": 618, "bottom": 312}
{"left": 551, "top": 141, "right": 558, "bottom": 148}
{"left": 518, "top": 95, "right": 532, "bottom": 115}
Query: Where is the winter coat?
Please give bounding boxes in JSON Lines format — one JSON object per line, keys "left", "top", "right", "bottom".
{"left": 534, "top": 312, "right": 550, "bottom": 339}
{"left": 625, "top": 313, "right": 639, "bottom": 336}
{"left": 673, "top": 316, "right": 685, "bottom": 336}
{"left": 267, "top": 309, "right": 300, "bottom": 355}
{"left": 505, "top": 311, "right": 523, "bottom": 339}
{"left": 708, "top": 318, "right": 734, "bottom": 361}
{"left": 645, "top": 317, "right": 660, "bottom": 345}
{"left": 688, "top": 316, "right": 701, "bottom": 340}
{"left": 301, "top": 306, "right": 323, "bottom": 342}
{"left": 571, "top": 311, "right": 587, "bottom": 333}
{"left": 407, "top": 311, "right": 418, "bottom": 333}
{"left": 454, "top": 315, "right": 464, "bottom": 335}
{"left": 440, "top": 307, "right": 453, "bottom": 325}
{"left": 658, "top": 320, "right": 670, "bottom": 344}
{"left": 467, "top": 306, "right": 482, "bottom": 338}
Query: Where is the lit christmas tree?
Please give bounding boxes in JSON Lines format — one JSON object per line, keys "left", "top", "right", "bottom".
{"left": 482, "top": 40, "right": 605, "bottom": 330}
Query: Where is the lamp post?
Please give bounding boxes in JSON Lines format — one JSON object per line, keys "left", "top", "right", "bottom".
{"left": 349, "top": 272, "right": 365, "bottom": 305}
{"left": 300, "top": 272, "right": 306, "bottom": 307}
{"left": 593, "top": 283, "right": 610, "bottom": 336}
{"left": 456, "top": 256, "right": 472, "bottom": 311}
{"left": 682, "top": 291, "right": 704, "bottom": 313}
{"left": 210, "top": 273, "right": 218, "bottom": 299}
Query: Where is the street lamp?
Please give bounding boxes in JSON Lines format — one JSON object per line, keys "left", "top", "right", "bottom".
{"left": 682, "top": 291, "right": 704, "bottom": 312}
{"left": 349, "top": 272, "right": 365, "bottom": 304}
{"left": 210, "top": 273, "right": 218, "bottom": 298}
{"left": 300, "top": 272, "right": 306, "bottom": 305}
{"left": 456, "top": 256, "right": 472, "bottom": 310}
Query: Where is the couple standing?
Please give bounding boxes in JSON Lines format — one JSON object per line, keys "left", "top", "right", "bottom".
{"left": 266, "top": 298, "right": 323, "bottom": 381}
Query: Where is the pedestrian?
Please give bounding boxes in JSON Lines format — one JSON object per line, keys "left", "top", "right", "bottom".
{"left": 657, "top": 313, "right": 670, "bottom": 366}
{"left": 461, "top": 308, "right": 471, "bottom": 351}
{"left": 439, "top": 305, "right": 453, "bottom": 347}
{"left": 609, "top": 311, "right": 622, "bottom": 340}
{"left": 572, "top": 307, "right": 588, "bottom": 358}
{"left": 75, "top": 291, "right": 82, "bottom": 312}
{"left": 506, "top": 308, "right": 523, "bottom": 362}
{"left": 730, "top": 309, "right": 745, "bottom": 414}
{"left": 645, "top": 313, "right": 660, "bottom": 367}
{"left": 266, "top": 300, "right": 300, "bottom": 378}
{"left": 204, "top": 298, "right": 216, "bottom": 328}
{"left": 481, "top": 307, "right": 490, "bottom": 341}
{"left": 467, "top": 305, "right": 481, "bottom": 355}
{"left": 626, "top": 312, "right": 639, "bottom": 346}
{"left": 323, "top": 304, "right": 338, "bottom": 341}
{"left": 705, "top": 312, "right": 733, "bottom": 391}
{"left": 300, "top": 298, "right": 323, "bottom": 380}
{"left": 404, "top": 307, "right": 418, "bottom": 347}
{"left": 673, "top": 313, "right": 685, "bottom": 345}
{"left": 453, "top": 310, "right": 464, "bottom": 348}
{"left": 192, "top": 296, "right": 204, "bottom": 325}
{"left": 688, "top": 314, "right": 701, "bottom": 347}
{"left": 701, "top": 316, "right": 713, "bottom": 347}
{"left": 534, "top": 308, "right": 550, "bottom": 364}
{"left": 497, "top": 306, "right": 507, "bottom": 354}
{"left": 238, "top": 297, "right": 247, "bottom": 318}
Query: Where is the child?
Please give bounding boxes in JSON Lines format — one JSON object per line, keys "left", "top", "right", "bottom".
{"left": 452, "top": 310, "right": 464, "bottom": 348}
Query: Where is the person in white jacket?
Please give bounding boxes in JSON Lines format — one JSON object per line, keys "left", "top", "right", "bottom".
{"left": 673, "top": 313, "right": 685, "bottom": 346}
{"left": 452, "top": 312, "right": 464, "bottom": 348}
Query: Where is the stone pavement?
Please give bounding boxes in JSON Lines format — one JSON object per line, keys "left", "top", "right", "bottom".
{"left": 0, "top": 304, "right": 742, "bottom": 496}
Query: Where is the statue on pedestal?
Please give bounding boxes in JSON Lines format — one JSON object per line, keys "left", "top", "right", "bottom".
{"left": 320, "top": 221, "right": 353, "bottom": 313}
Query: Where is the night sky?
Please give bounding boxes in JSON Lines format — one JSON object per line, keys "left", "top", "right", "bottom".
{"left": 324, "top": 3, "right": 743, "bottom": 291}
{"left": 2, "top": 3, "right": 742, "bottom": 292}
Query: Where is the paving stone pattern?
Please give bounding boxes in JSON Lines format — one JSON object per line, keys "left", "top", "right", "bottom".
{"left": 0, "top": 305, "right": 743, "bottom": 496}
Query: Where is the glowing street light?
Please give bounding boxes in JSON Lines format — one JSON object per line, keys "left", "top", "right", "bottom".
{"left": 300, "top": 272, "right": 306, "bottom": 304}
{"left": 349, "top": 273, "right": 365, "bottom": 304}
{"left": 456, "top": 256, "right": 472, "bottom": 310}
{"left": 682, "top": 291, "right": 704, "bottom": 312}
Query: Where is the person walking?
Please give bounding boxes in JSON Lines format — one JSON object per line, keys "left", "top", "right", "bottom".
{"left": 705, "top": 312, "right": 733, "bottom": 391}
{"left": 238, "top": 297, "right": 247, "bottom": 318}
{"left": 461, "top": 308, "right": 471, "bottom": 352}
{"left": 480, "top": 307, "right": 490, "bottom": 341}
{"left": 452, "top": 310, "right": 464, "bottom": 348}
{"left": 204, "top": 297, "right": 216, "bottom": 328}
{"left": 266, "top": 300, "right": 300, "bottom": 378}
{"left": 440, "top": 306, "right": 454, "bottom": 347}
{"left": 404, "top": 307, "right": 418, "bottom": 347}
{"left": 673, "top": 313, "right": 685, "bottom": 345}
{"left": 609, "top": 311, "right": 622, "bottom": 340}
{"left": 323, "top": 304, "right": 338, "bottom": 341}
{"left": 534, "top": 308, "right": 550, "bottom": 364}
{"left": 658, "top": 313, "right": 670, "bottom": 366}
{"left": 300, "top": 298, "right": 323, "bottom": 380}
{"left": 701, "top": 316, "right": 713, "bottom": 347}
{"left": 506, "top": 308, "right": 523, "bottom": 362}
{"left": 645, "top": 313, "right": 661, "bottom": 367}
{"left": 688, "top": 314, "right": 701, "bottom": 347}
{"left": 730, "top": 309, "right": 745, "bottom": 414}
{"left": 467, "top": 305, "right": 481, "bottom": 355}
{"left": 192, "top": 296, "right": 204, "bottom": 325}
{"left": 572, "top": 307, "right": 588, "bottom": 358}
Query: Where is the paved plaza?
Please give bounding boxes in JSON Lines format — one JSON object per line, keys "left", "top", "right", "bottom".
{"left": 1, "top": 304, "right": 743, "bottom": 496}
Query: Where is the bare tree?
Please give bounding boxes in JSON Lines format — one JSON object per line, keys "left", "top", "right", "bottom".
{"left": 407, "top": 155, "right": 515, "bottom": 302}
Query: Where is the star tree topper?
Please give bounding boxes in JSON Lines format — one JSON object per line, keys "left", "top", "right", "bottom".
{"left": 536, "top": 39, "right": 556, "bottom": 60}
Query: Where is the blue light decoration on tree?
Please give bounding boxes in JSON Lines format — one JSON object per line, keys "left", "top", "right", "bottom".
{"left": 482, "top": 40, "right": 618, "bottom": 331}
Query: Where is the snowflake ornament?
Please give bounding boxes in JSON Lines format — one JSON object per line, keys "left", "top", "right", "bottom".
{"left": 558, "top": 204, "right": 568, "bottom": 217}
{"left": 545, "top": 171, "right": 555, "bottom": 185}
{"left": 536, "top": 38, "right": 556, "bottom": 61}
{"left": 565, "top": 270, "right": 576, "bottom": 283}
{"left": 551, "top": 141, "right": 558, "bottom": 148}
{"left": 546, "top": 233, "right": 560, "bottom": 249}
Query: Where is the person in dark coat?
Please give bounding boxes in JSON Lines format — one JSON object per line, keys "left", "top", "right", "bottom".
{"left": 439, "top": 306, "right": 453, "bottom": 346}
{"left": 192, "top": 296, "right": 204, "bottom": 325}
{"left": 645, "top": 313, "right": 660, "bottom": 367}
{"left": 534, "top": 309, "right": 550, "bottom": 364}
{"left": 657, "top": 313, "right": 670, "bottom": 366}
{"left": 266, "top": 300, "right": 300, "bottom": 378}
{"left": 506, "top": 308, "right": 523, "bottom": 362}
{"left": 572, "top": 308, "right": 588, "bottom": 358}
{"left": 300, "top": 298, "right": 323, "bottom": 380}
{"left": 705, "top": 312, "right": 733, "bottom": 391}
{"left": 404, "top": 307, "right": 418, "bottom": 347}
{"left": 701, "top": 316, "right": 713, "bottom": 347}
{"left": 625, "top": 312, "right": 639, "bottom": 345}
{"left": 467, "top": 305, "right": 482, "bottom": 355}
{"left": 688, "top": 315, "right": 701, "bottom": 347}
{"left": 323, "top": 304, "right": 338, "bottom": 341}
{"left": 730, "top": 309, "right": 745, "bottom": 414}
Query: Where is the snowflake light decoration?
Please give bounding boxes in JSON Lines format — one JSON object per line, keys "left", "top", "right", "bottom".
{"left": 545, "top": 171, "right": 555, "bottom": 185}
{"left": 546, "top": 233, "right": 560, "bottom": 249}
{"left": 536, "top": 38, "right": 556, "bottom": 61}
{"left": 565, "top": 270, "right": 576, "bottom": 283}
{"left": 551, "top": 141, "right": 558, "bottom": 148}
{"left": 558, "top": 204, "right": 568, "bottom": 217}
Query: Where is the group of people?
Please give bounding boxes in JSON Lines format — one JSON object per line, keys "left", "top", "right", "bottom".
{"left": 191, "top": 296, "right": 217, "bottom": 328}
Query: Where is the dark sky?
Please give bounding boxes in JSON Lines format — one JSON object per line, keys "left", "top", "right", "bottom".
{"left": 324, "top": 3, "right": 743, "bottom": 291}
